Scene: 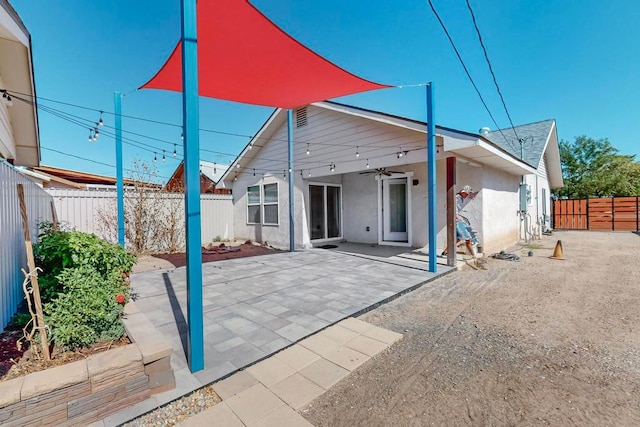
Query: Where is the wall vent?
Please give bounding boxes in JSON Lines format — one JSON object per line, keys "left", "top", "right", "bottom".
{"left": 296, "top": 107, "right": 308, "bottom": 128}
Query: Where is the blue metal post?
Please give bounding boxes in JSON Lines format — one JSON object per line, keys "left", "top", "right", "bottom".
{"left": 287, "top": 109, "right": 295, "bottom": 252}
{"left": 114, "top": 92, "right": 125, "bottom": 248}
{"left": 427, "top": 83, "right": 437, "bottom": 273}
{"left": 180, "top": 0, "right": 204, "bottom": 373}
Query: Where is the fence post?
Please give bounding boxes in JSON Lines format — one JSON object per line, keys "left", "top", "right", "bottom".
{"left": 611, "top": 197, "right": 615, "bottom": 231}
{"left": 586, "top": 197, "right": 589, "bottom": 230}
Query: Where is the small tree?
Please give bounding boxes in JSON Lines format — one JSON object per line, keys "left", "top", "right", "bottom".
{"left": 555, "top": 136, "right": 640, "bottom": 198}
{"left": 97, "top": 160, "right": 186, "bottom": 254}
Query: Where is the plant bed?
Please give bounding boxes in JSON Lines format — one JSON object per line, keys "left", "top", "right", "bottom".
{"left": 0, "top": 302, "right": 175, "bottom": 426}
{"left": 153, "top": 243, "right": 281, "bottom": 268}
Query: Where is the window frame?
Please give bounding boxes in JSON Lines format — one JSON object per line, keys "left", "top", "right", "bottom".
{"left": 246, "top": 182, "right": 279, "bottom": 226}
{"left": 246, "top": 184, "right": 261, "bottom": 225}
{"left": 262, "top": 182, "right": 279, "bottom": 226}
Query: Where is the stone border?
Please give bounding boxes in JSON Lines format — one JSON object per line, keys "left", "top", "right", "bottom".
{"left": 0, "top": 302, "right": 174, "bottom": 426}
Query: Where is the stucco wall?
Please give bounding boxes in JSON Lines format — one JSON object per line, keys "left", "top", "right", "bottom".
{"left": 341, "top": 171, "right": 377, "bottom": 244}
{"left": 481, "top": 168, "right": 521, "bottom": 254}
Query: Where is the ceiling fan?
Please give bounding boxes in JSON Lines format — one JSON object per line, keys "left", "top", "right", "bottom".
{"left": 359, "top": 168, "right": 403, "bottom": 176}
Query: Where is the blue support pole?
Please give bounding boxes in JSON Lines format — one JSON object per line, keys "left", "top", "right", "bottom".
{"left": 287, "top": 109, "right": 295, "bottom": 252}
{"left": 427, "top": 83, "right": 437, "bottom": 273}
{"left": 114, "top": 92, "right": 125, "bottom": 248}
{"left": 180, "top": 0, "right": 204, "bottom": 373}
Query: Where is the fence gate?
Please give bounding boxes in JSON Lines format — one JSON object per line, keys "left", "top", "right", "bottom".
{"left": 553, "top": 197, "right": 640, "bottom": 231}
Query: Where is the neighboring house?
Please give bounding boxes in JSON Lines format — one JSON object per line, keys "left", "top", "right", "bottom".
{"left": 0, "top": 0, "right": 39, "bottom": 166}
{"left": 164, "top": 160, "right": 230, "bottom": 194}
{"left": 219, "top": 102, "right": 562, "bottom": 254}
{"left": 18, "top": 165, "right": 160, "bottom": 189}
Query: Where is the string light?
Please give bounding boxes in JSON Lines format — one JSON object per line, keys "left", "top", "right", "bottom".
{"left": 330, "top": 163, "right": 335, "bottom": 172}
{"left": 356, "top": 146, "right": 360, "bottom": 158}
{"left": 153, "top": 152, "right": 157, "bottom": 163}
{"left": 248, "top": 143, "right": 253, "bottom": 150}
{"left": 306, "top": 144, "right": 310, "bottom": 155}
{"left": 87, "top": 129, "right": 93, "bottom": 142}
{"left": 214, "top": 163, "right": 217, "bottom": 174}
{"left": 162, "top": 150, "right": 166, "bottom": 162}
{"left": 173, "top": 144, "right": 177, "bottom": 157}
{"left": 308, "top": 170, "right": 311, "bottom": 177}
{"left": 253, "top": 168, "right": 256, "bottom": 177}
{"left": 366, "top": 159, "right": 370, "bottom": 168}
{"left": 236, "top": 163, "right": 240, "bottom": 169}
{"left": 98, "top": 111, "right": 104, "bottom": 127}
{"left": 283, "top": 170, "right": 286, "bottom": 179}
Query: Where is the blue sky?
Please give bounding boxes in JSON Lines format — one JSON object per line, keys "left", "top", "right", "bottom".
{"left": 10, "top": 0, "right": 640, "bottom": 181}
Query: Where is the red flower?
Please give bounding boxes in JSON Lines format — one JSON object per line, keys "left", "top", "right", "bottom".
{"left": 116, "top": 294, "right": 126, "bottom": 304}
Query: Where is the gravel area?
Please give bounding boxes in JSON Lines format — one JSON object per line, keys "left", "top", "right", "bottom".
{"left": 123, "top": 385, "right": 221, "bottom": 427}
{"left": 302, "top": 231, "right": 640, "bottom": 426}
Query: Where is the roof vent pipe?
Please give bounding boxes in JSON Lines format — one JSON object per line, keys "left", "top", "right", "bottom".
{"left": 479, "top": 127, "right": 490, "bottom": 136}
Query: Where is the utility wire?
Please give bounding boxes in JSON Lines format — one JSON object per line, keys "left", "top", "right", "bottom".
{"left": 426, "top": 0, "right": 519, "bottom": 154}
{"left": 465, "top": 0, "right": 521, "bottom": 143}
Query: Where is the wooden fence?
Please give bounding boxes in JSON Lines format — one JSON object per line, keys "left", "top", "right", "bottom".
{"left": 553, "top": 197, "right": 640, "bottom": 231}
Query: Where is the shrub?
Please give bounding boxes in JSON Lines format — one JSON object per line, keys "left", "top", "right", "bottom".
{"left": 34, "top": 222, "right": 136, "bottom": 302}
{"left": 45, "top": 266, "right": 129, "bottom": 351}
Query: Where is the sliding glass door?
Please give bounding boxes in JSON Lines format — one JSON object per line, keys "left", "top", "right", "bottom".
{"left": 309, "top": 184, "right": 342, "bottom": 241}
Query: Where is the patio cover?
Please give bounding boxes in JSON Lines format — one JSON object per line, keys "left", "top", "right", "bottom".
{"left": 140, "top": 0, "right": 390, "bottom": 108}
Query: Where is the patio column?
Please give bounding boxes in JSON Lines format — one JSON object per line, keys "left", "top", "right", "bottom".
{"left": 181, "top": 0, "right": 204, "bottom": 373}
{"left": 114, "top": 92, "right": 124, "bottom": 248}
{"left": 427, "top": 83, "right": 437, "bottom": 272}
{"left": 288, "top": 109, "right": 295, "bottom": 252}
{"left": 446, "top": 156, "right": 456, "bottom": 267}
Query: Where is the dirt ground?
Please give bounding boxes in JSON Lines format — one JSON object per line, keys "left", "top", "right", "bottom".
{"left": 303, "top": 231, "right": 640, "bottom": 426}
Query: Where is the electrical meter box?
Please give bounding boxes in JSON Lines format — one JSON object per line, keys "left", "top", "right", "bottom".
{"left": 519, "top": 183, "right": 531, "bottom": 212}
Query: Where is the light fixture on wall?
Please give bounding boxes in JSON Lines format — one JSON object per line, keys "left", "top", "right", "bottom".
{"left": 1, "top": 91, "right": 13, "bottom": 107}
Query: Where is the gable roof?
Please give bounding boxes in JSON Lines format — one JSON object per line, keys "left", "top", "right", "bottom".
{"left": 219, "top": 102, "right": 544, "bottom": 185}
{"left": 485, "top": 119, "right": 556, "bottom": 168}
{"left": 31, "top": 165, "right": 159, "bottom": 188}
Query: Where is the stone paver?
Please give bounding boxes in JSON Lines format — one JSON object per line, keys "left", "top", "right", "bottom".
{"left": 107, "top": 248, "right": 451, "bottom": 424}
{"left": 179, "top": 402, "right": 243, "bottom": 427}
{"left": 225, "top": 383, "right": 285, "bottom": 425}
{"left": 269, "top": 373, "right": 325, "bottom": 410}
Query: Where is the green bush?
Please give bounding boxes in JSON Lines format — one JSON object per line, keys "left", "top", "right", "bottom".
{"left": 34, "top": 222, "right": 136, "bottom": 302}
{"left": 45, "top": 266, "right": 129, "bottom": 351}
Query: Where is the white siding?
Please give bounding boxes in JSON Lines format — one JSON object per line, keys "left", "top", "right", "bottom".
{"left": 481, "top": 169, "right": 521, "bottom": 254}
{"left": 0, "top": 160, "right": 53, "bottom": 329}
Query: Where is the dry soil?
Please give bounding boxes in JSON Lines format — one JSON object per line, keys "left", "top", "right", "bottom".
{"left": 303, "top": 231, "right": 640, "bottom": 426}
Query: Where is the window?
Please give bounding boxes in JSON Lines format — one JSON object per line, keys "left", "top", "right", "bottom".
{"left": 263, "top": 183, "right": 279, "bottom": 225}
{"left": 247, "top": 185, "right": 260, "bottom": 224}
{"left": 246, "top": 183, "right": 279, "bottom": 225}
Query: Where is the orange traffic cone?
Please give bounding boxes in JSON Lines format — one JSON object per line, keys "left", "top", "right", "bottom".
{"left": 549, "top": 240, "right": 565, "bottom": 260}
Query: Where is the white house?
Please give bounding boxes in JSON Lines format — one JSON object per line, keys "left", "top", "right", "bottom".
{"left": 0, "top": 0, "right": 39, "bottom": 167}
{"left": 219, "top": 102, "right": 562, "bottom": 255}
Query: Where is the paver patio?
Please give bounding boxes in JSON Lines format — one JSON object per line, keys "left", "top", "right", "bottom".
{"left": 99, "top": 248, "right": 454, "bottom": 425}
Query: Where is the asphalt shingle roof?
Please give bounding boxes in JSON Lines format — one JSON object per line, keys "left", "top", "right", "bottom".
{"left": 485, "top": 119, "right": 555, "bottom": 169}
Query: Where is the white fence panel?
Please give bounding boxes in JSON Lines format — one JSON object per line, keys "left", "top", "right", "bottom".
{"left": 46, "top": 188, "right": 234, "bottom": 249}
{"left": 0, "top": 161, "right": 54, "bottom": 329}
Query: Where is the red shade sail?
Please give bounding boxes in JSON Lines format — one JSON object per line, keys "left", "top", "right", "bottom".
{"left": 141, "top": 0, "right": 390, "bottom": 109}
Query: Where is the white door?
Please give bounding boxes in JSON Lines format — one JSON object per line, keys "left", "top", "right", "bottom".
{"left": 382, "top": 178, "right": 408, "bottom": 242}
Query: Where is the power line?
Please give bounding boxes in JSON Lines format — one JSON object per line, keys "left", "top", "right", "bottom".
{"left": 426, "top": 0, "right": 519, "bottom": 154}
{"left": 41, "top": 146, "right": 174, "bottom": 180}
{"left": 465, "top": 0, "right": 521, "bottom": 143}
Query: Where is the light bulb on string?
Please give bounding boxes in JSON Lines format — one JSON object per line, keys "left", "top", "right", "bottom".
{"left": 308, "top": 170, "right": 311, "bottom": 177}
{"left": 283, "top": 170, "right": 286, "bottom": 179}
{"left": 306, "top": 144, "right": 310, "bottom": 155}
{"left": 248, "top": 143, "right": 253, "bottom": 150}
{"left": 214, "top": 163, "right": 217, "bottom": 174}
{"left": 153, "top": 152, "right": 157, "bottom": 163}
{"left": 98, "top": 111, "right": 104, "bottom": 127}
{"left": 87, "top": 129, "right": 93, "bottom": 142}
{"left": 366, "top": 159, "right": 370, "bottom": 169}
{"left": 162, "top": 150, "right": 166, "bottom": 162}
{"left": 173, "top": 144, "right": 177, "bottom": 157}
{"left": 356, "top": 146, "right": 360, "bottom": 158}
{"left": 253, "top": 169, "right": 256, "bottom": 177}
{"left": 330, "top": 163, "right": 335, "bottom": 172}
